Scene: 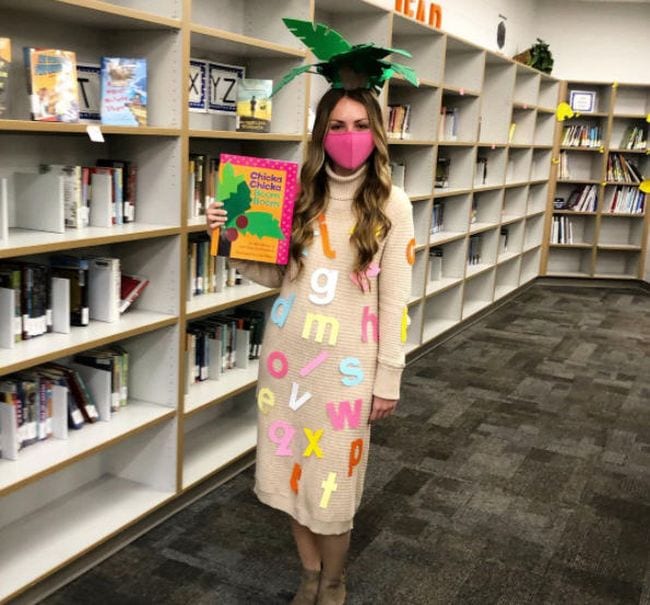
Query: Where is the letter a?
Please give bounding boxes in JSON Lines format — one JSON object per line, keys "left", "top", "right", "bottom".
{"left": 271, "top": 293, "right": 296, "bottom": 328}
{"left": 326, "top": 398, "right": 362, "bottom": 431}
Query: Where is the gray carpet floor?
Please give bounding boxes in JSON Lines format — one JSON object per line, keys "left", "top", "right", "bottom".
{"left": 43, "top": 283, "right": 650, "bottom": 604}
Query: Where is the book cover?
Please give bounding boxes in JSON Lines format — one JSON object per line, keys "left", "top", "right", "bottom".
{"left": 211, "top": 154, "right": 299, "bottom": 265}
{"left": 76, "top": 63, "right": 101, "bottom": 121}
{"left": 189, "top": 58, "right": 207, "bottom": 113}
{"left": 49, "top": 255, "right": 90, "bottom": 326}
{"left": 209, "top": 61, "right": 245, "bottom": 115}
{"left": 100, "top": 57, "right": 147, "bottom": 126}
{"left": 236, "top": 79, "right": 272, "bottom": 133}
{"left": 0, "top": 38, "right": 10, "bottom": 117}
{"left": 119, "top": 273, "right": 149, "bottom": 313}
{"left": 25, "top": 48, "right": 79, "bottom": 122}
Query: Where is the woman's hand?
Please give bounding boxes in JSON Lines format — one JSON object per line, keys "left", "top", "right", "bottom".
{"left": 369, "top": 395, "right": 398, "bottom": 422}
{"left": 206, "top": 201, "right": 227, "bottom": 233}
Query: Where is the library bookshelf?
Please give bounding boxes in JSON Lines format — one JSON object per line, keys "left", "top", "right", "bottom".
{"left": 542, "top": 80, "right": 649, "bottom": 280}
{"left": 0, "top": 0, "right": 565, "bottom": 600}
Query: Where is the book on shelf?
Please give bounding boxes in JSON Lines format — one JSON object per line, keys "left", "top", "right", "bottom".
{"left": 49, "top": 255, "right": 90, "bottom": 327}
{"left": 0, "top": 38, "right": 10, "bottom": 117}
{"left": 508, "top": 122, "right": 516, "bottom": 143}
{"left": 435, "top": 157, "right": 450, "bottom": 188}
{"left": 619, "top": 126, "right": 646, "bottom": 151}
{"left": 389, "top": 161, "right": 406, "bottom": 189}
{"left": 430, "top": 200, "right": 444, "bottom": 234}
{"left": 100, "top": 57, "right": 147, "bottom": 127}
{"left": 474, "top": 156, "right": 488, "bottom": 186}
{"left": 0, "top": 265, "right": 22, "bottom": 343}
{"left": 428, "top": 247, "right": 443, "bottom": 281}
{"left": 76, "top": 63, "right": 101, "bottom": 122}
{"left": 470, "top": 197, "right": 478, "bottom": 224}
{"left": 499, "top": 227, "right": 509, "bottom": 253}
{"left": 211, "top": 153, "right": 299, "bottom": 264}
{"left": 561, "top": 124, "right": 602, "bottom": 148}
{"left": 438, "top": 106, "right": 459, "bottom": 141}
{"left": 119, "top": 274, "right": 149, "bottom": 313}
{"left": 468, "top": 234, "right": 482, "bottom": 265}
{"left": 96, "top": 159, "right": 137, "bottom": 223}
{"left": 88, "top": 257, "right": 120, "bottom": 323}
{"left": 24, "top": 47, "right": 80, "bottom": 122}
{"left": 188, "top": 58, "right": 208, "bottom": 113}
{"left": 608, "top": 186, "right": 645, "bottom": 214}
{"left": 39, "top": 164, "right": 86, "bottom": 229}
{"left": 607, "top": 154, "right": 642, "bottom": 183}
{"left": 236, "top": 78, "right": 272, "bottom": 133}
{"left": 388, "top": 104, "right": 411, "bottom": 138}
{"left": 558, "top": 151, "right": 570, "bottom": 179}
{"left": 188, "top": 154, "right": 219, "bottom": 218}
{"left": 74, "top": 346, "right": 129, "bottom": 412}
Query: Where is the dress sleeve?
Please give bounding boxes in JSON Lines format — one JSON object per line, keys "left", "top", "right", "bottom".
{"left": 373, "top": 188, "right": 415, "bottom": 400}
{"left": 229, "top": 259, "right": 286, "bottom": 289}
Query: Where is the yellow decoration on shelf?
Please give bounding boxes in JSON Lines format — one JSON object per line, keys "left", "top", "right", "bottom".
{"left": 612, "top": 81, "right": 618, "bottom": 89}
{"left": 646, "top": 114, "right": 650, "bottom": 123}
{"left": 555, "top": 102, "right": 574, "bottom": 121}
{"left": 639, "top": 180, "right": 650, "bottom": 194}
{"left": 551, "top": 157, "right": 560, "bottom": 165}
{"left": 599, "top": 146, "right": 605, "bottom": 154}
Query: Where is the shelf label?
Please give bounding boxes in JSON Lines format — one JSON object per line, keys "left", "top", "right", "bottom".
{"left": 86, "top": 125, "right": 104, "bottom": 142}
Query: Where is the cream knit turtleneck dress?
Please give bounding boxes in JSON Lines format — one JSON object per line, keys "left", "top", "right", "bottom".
{"left": 233, "top": 163, "right": 414, "bottom": 534}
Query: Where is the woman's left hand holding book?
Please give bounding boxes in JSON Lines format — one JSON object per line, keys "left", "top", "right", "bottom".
{"left": 206, "top": 201, "right": 227, "bottom": 235}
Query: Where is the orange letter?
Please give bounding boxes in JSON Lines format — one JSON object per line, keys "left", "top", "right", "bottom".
{"left": 416, "top": 0, "right": 426, "bottom": 21}
{"left": 290, "top": 463, "right": 302, "bottom": 494}
{"left": 395, "top": 0, "right": 405, "bottom": 12}
{"left": 318, "top": 214, "right": 336, "bottom": 259}
{"left": 348, "top": 439, "right": 364, "bottom": 477}
{"left": 405, "top": 0, "right": 415, "bottom": 17}
{"left": 429, "top": 3, "right": 442, "bottom": 28}
{"left": 406, "top": 237, "right": 415, "bottom": 265}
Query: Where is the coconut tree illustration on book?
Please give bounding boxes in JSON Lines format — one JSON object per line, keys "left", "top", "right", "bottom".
{"left": 217, "top": 162, "right": 285, "bottom": 254}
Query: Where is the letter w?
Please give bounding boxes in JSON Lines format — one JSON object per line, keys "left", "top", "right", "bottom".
{"left": 326, "top": 398, "right": 362, "bottom": 431}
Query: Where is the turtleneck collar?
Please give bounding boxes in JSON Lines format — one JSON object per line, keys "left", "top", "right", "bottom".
{"left": 325, "top": 162, "right": 368, "bottom": 204}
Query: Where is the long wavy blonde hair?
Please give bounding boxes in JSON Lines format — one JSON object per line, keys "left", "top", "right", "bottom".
{"left": 289, "top": 88, "right": 392, "bottom": 284}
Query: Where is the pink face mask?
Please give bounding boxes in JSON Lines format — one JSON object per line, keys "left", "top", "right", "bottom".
{"left": 324, "top": 131, "right": 375, "bottom": 171}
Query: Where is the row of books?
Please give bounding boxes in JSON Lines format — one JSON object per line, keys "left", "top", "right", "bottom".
{"left": 0, "top": 256, "right": 148, "bottom": 346}
{"left": 467, "top": 234, "right": 482, "bottom": 265}
{"left": 0, "top": 38, "right": 147, "bottom": 125}
{"left": 619, "top": 126, "right": 646, "bottom": 151}
{"left": 561, "top": 125, "right": 602, "bottom": 148}
{"left": 435, "top": 157, "right": 450, "bottom": 188}
{"left": 606, "top": 154, "right": 642, "bottom": 183}
{"left": 499, "top": 227, "right": 510, "bottom": 253}
{"left": 438, "top": 107, "right": 459, "bottom": 141}
{"left": 387, "top": 104, "right": 411, "bottom": 138}
{"left": 55, "top": 161, "right": 136, "bottom": 227}
{"left": 607, "top": 187, "right": 645, "bottom": 214}
{"left": 474, "top": 156, "right": 488, "bottom": 186}
{"left": 558, "top": 184, "right": 598, "bottom": 213}
{"left": 431, "top": 201, "right": 444, "bottom": 234}
{"left": 188, "top": 154, "right": 219, "bottom": 218}
{"left": 557, "top": 152, "right": 571, "bottom": 179}
{"left": 186, "top": 308, "right": 266, "bottom": 385}
{"left": 0, "top": 347, "right": 129, "bottom": 460}
{"left": 187, "top": 233, "right": 251, "bottom": 300}
{"left": 551, "top": 215, "right": 576, "bottom": 244}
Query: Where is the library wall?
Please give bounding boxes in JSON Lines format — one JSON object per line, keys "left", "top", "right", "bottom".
{"left": 534, "top": 0, "right": 650, "bottom": 82}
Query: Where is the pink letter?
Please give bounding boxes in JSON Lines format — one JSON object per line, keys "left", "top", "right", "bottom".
{"left": 267, "top": 350, "right": 289, "bottom": 379}
{"left": 326, "top": 398, "right": 362, "bottom": 431}
{"left": 268, "top": 420, "right": 295, "bottom": 456}
{"left": 361, "top": 306, "right": 379, "bottom": 343}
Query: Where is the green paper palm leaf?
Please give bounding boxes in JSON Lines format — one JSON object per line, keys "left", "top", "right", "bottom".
{"left": 383, "top": 61, "right": 419, "bottom": 87}
{"left": 282, "top": 18, "right": 351, "bottom": 60}
{"left": 271, "top": 64, "right": 314, "bottom": 97}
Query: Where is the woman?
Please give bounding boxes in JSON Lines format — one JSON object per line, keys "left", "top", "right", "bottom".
{"left": 207, "top": 86, "right": 414, "bottom": 604}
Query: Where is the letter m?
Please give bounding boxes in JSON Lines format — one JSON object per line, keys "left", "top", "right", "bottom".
{"left": 302, "top": 312, "right": 339, "bottom": 345}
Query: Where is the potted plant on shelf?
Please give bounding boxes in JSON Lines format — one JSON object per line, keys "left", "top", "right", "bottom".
{"left": 513, "top": 38, "right": 554, "bottom": 74}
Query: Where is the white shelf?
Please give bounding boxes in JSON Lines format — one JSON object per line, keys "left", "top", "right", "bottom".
{"left": 183, "top": 408, "right": 257, "bottom": 490}
{"left": 429, "top": 230, "right": 466, "bottom": 245}
{"left": 0, "top": 474, "right": 173, "bottom": 602}
{"left": 422, "top": 318, "right": 457, "bottom": 343}
{"left": 186, "top": 283, "right": 276, "bottom": 317}
{"left": 466, "top": 262, "right": 494, "bottom": 278}
{"left": 0, "top": 311, "right": 176, "bottom": 374}
{"left": 494, "top": 284, "right": 517, "bottom": 299}
{"left": 425, "top": 277, "right": 463, "bottom": 297}
{"left": 462, "top": 299, "right": 493, "bottom": 318}
{"left": 185, "top": 361, "right": 260, "bottom": 414}
{"left": 0, "top": 224, "right": 179, "bottom": 259}
{"left": 0, "top": 401, "right": 174, "bottom": 495}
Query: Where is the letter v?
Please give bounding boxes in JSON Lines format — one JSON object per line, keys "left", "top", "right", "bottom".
{"left": 289, "top": 381, "right": 312, "bottom": 411}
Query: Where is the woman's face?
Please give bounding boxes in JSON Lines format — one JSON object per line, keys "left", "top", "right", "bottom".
{"left": 327, "top": 96, "right": 370, "bottom": 133}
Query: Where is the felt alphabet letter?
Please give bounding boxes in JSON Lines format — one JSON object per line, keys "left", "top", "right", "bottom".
{"left": 319, "top": 472, "right": 338, "bottom": 508}
{"left": 348, "top": 439, "right": 364, "bottom": 477}
{"left": 269, "top": 420, "right": 295, "bottom": 456}
{"left": 270, "top": 293, "right": 296, "bottom": 328}
{"left": 326, "top": 398, "right": 362, "bottom": 431}
{"left": 308, "top": 267, "right": 339, "bottom": 305}
{"left": 339, "top": 357, "right": 364, "bottom": 386}
{"left": 303, "top": 427, "right": 324, "bottom": 458}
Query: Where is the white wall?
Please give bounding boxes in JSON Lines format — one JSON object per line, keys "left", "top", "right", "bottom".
{"left": 534, "top": 0, "right": 650, "bottom": 82}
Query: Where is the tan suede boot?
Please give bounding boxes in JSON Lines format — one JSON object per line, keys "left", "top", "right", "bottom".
{"left": 290, "top": 568, "right": 321, "bottom": 605}
{"left": 316, "top": 571, "right": 346, "bottom": 605}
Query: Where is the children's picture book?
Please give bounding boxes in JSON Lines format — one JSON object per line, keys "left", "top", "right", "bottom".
{"left": 76, "top": 63, "right": 101, "bottom": 121}
{"left": 0, "top": 38, "right": 10, "bottom": 117}
{"left": 24, "top": 48, "right": 79, "bottom": 122}
{"left": 211, "top": 154, "right": 299, "bottom": 265}
{"left": 100, "top": 57, "right": 147, "bottom": 126}
{"left": 236, "top": 79, "right": 272, "bottom": 133}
